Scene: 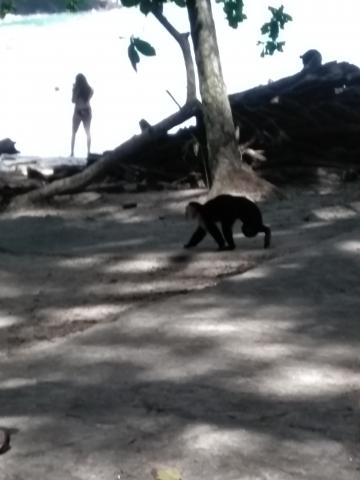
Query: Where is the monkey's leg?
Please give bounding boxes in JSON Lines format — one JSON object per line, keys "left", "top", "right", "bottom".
{"left": 262, "top": 225, "right": 271, "bottom": 248}
{"left": 184, "top": 226, "right": 207, "bottom": 249}
{"left": 221, "top": 222, "right": 236, "bottom": 250}
{"left": 204, "top": 221, "right": 226, "bottom": 250}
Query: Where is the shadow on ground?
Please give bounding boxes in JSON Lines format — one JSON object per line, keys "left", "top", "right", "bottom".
{"left": 0, "top": 188, "right": 360, "bottom": 479}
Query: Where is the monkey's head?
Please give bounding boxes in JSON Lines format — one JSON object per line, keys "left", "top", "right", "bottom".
{"left": 300, "top": 49, "right": 322, "bottom": 70}
{"left": 185, "top": 201, "right": 202, "bottom": 220}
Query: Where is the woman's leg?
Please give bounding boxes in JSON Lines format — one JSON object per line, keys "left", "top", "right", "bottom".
{"left": 83, "top": 115, "right": 92, "bottom": 157}
{"left": 71, "top": 114, "right": 81, "bottom": 156}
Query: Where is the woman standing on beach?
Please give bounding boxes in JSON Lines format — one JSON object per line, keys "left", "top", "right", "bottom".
{"left": 70, "top": 73, "right": 93, "bottom": 157}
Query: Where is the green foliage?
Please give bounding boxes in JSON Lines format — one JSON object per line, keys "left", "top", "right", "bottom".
{"left": 257, "top": 5, "right": 292, "bottom": 57}
{"left": 140, "top": 0, "right": 163, "bottom": 14}
{"left": 132, "top": 37, "right": 156, "bottom": 56}
{"left": 0, "top": 0, "right": 15, "bottom": 18}
{"left": 216, "top": 0, "right": 246, "bottom": 28}
{"left": 121, "top": 0, "right": 142, "bottom": 7}
{"left": 128, "top": 41, "right": 140, "bottom": 70}
{"left": 121, "top": 0, "right": 165, "bottom": 14}
{"left": 172, "top": 0, "right": 185, "bottom": 6}
{"left": 128, "top": 36, "right": 156, "bottom": 71}
{"left": 66, "top": 0, "right": 82, "bottom": 12}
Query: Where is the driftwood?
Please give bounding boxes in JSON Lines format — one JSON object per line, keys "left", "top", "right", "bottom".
{"left": 229, "top": 61, "right": 360, "bottom": 183}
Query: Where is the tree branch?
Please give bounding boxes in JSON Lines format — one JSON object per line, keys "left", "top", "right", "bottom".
{"left": 151, "top": 7, "right": 197, "bottom": 103}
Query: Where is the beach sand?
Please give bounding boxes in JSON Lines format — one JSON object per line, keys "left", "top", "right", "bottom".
{"left": 1, "top": 178, "right": 360, "bottom": 351}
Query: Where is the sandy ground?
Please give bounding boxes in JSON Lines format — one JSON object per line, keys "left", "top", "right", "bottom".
{"left": 0, "top": 188, "right": 274, "bottom": 349}
{"left": 0, "top": 181, "right": 359, "bottom": 350}
{"left": 0, "top": 180, "right": 360, "bottom": 479}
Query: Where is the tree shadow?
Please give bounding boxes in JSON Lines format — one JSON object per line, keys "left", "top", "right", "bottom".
{"left": 0, "top": 191, "right": 360, "bottom": 478}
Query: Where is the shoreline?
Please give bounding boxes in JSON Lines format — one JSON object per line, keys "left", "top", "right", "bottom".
{"left": 1, "top": 1, "right": 120, "bottom": 17}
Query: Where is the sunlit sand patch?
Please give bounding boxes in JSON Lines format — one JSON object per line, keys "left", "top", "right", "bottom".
{"left": 226, "top": 266, "right": 269, "bottom": 281}
{"left": 337, "top": 240, "right": 360, "bottom": 253}
{"left": 59, "top": 256, "right": 104, "bottom": 268}
{"left": 0, "top": 313, "right": 22, "bottom": 327}
{"left": 257, "top": 363, "right": 360, "bottom": 397}
{"left": 40, "top": 304, "right": 123, "bottom": 323}
{"left": 105, "top": 257, "right": 166, "bottom": 274}
{"left": 183, "top": 424, "right": 270, "bottom": 455}
{"left": 182, "top": 322, "right": 240, "bottom": 335}
{"left": 181, "top": 313, "right": 295, "bottom": 330}
{"left": 311, "top": 206, "right": 358, "bottom": 221}
{"left": 0, "top": 377, "right": 38, "bottom": 389}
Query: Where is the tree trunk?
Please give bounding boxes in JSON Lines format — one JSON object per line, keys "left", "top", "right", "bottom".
{"left": 186, "top": 0, "right": 274, "bottom": 198}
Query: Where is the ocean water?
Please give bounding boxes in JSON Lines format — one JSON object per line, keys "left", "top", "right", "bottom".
{"left": 0, "top": 1, "right": 359, "bottom": 159}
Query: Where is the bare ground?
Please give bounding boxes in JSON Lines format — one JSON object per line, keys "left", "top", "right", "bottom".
{"left": 1, "top": 179, "right": 360, "bottom": 479}
{"left": 1, "top": 180, "right": 359, "bottom": 350}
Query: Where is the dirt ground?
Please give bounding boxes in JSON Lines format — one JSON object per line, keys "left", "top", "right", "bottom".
{"left": 0, "top": 179, "right": 359, "bottom": 350}
{"left": 1, "top": 178, "right": 360, "bottom": 479}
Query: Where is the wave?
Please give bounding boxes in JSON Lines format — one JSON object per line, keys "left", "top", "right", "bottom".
{"left": 0, "top": 11, "right": 79, "bottom": 28}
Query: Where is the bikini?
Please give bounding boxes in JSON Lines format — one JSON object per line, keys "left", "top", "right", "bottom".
{"left": 76, "top": 105, "right": 91, "bottom": 121}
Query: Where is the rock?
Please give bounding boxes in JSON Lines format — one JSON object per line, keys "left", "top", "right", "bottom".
{"left": 0, "top": 138, "right": 19, "bottom": 155}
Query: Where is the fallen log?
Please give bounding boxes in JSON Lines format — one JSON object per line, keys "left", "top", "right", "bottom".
{"left": 10, "top": 100, "right": 202, "bottom": 206}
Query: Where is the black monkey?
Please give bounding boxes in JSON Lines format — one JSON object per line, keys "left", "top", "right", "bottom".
{"left": 184, "top": 194, "right": 271, "bottom": 251}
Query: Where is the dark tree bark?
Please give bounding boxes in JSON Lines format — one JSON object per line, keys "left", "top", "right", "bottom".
{"left": 186, "top": 0, "right": 274, "bottom": 197}
{"left": 186, "top": 0, "right": 238, "bottom": 180}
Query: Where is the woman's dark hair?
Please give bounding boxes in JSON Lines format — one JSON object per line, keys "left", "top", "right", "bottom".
{"left": 72, "top": 73, "right": 92, "bottom": 102}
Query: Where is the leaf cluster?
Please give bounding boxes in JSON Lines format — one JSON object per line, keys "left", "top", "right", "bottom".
{"left": 66, "top": 0, "right": 84, "bottom": 12}
{"left": 257, "top": 5, "right": 292, "bottom": 57}
{"left": 216, "top": 0, "right": 246, "bottom": 28}
{"left": 128, "top": 36, "right": 156, "bottom": 71}
{"left": 121, "top": 0, "right": 187, "bottom": 14}
{"left": 122, "top": 0, "right": 163, "bottom": 15}
{"left": 0, "top": 0, "right": 15, "bottom": 18}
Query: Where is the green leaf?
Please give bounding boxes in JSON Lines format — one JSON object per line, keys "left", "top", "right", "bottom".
{"left": 121, "top": 0, "right": 141, "bottom": 6}
{"left": 0, "top": 0, "right": 15, "bottom": 18}
{"left": 173, "top": 0, "right": 186, "bottom": 7}
{"left": 258, "top": 4, "right": 292, "bottom": 56}
{"left": 66, "top": 0, "right": 83, "bottom": 12}
{"left": 133, "top": 37, "right": 156, "bottom": 56}
{"left": 139, "top": 0, "right": 152, "bottom": 14}
{"left": 128, "top": 43, "right": 140, "bottom": 71}
{"left": 216, "top": 0, "right": 247, "bottom": 28}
